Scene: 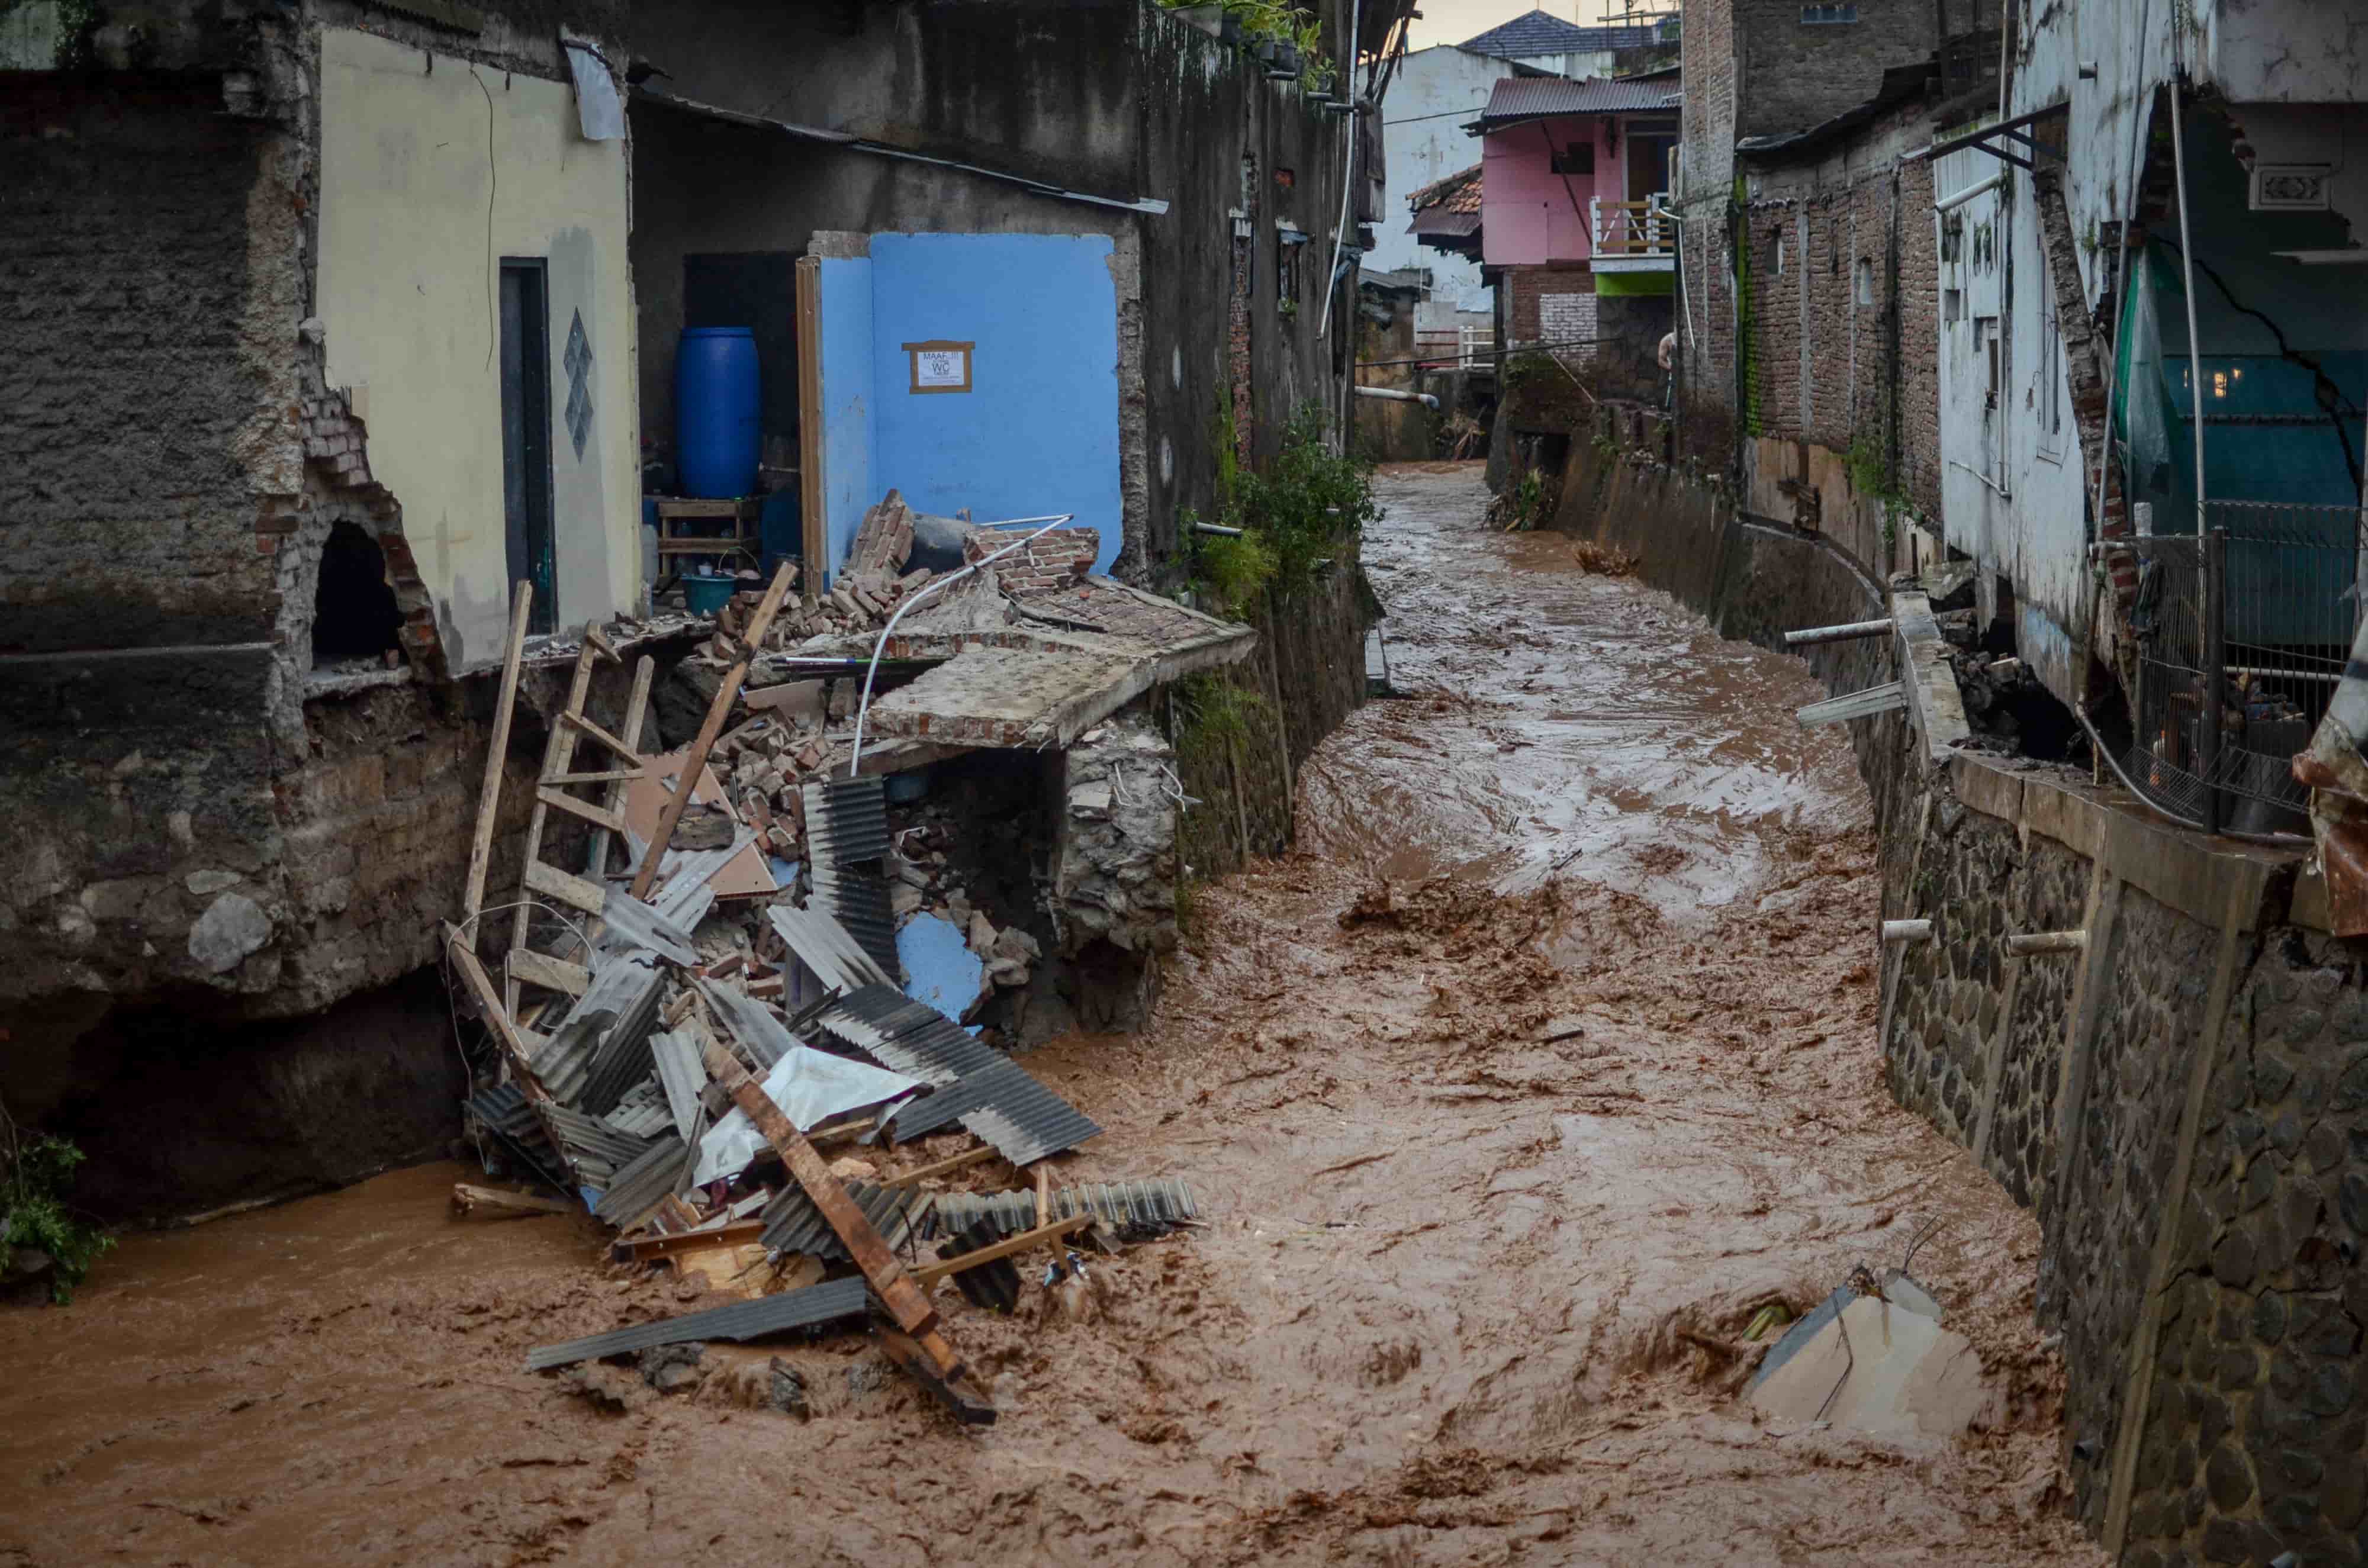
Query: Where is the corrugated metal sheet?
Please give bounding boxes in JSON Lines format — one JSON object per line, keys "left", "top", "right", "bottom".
{"left": 649, "top": 1028, "right": 706, "bottom": 1139}
{"left": 930, "top": 1178, "right": 1198, "bottom": 1243}
{"left": 1474, "top": 73, "right": 1680, "bottom": 127}
{"left": 813, "top": 864, "right": 898, "bottom": 975}
{"left": 578, "top": 968, "right": 667, "bottom": 1116}
{"left": 888, "top": 1058, "right": 1103, "bottom": 1164}
{"left": 812, "top": 985, "right": 1102, "bottom": 1164}
{"left": 540, "top": 1103, "right": 658, "bottom": 1187}
{"left": 699, "top": 978, "right": 798, "bottom": 1068}
{"left": 594, "top": 887, "right": 703, "bottom": 966}
{"left": 802, "top": 776, "right": 890, "bottom": 864}
{"left": 529, "top": 956, "right": 661, "bottom": 1106}
{"left": 767, "top": 904, "right": 896, "bottom": 992}
{"left": 591, "top": 1132, "right": 688, "bottom": 1224}
{"left": 601, "top": 1077, "right": 673, "bottom": 1139}
{"left": 525, "top": 1276, "right": 870, "bottom": 1371}
{"left": 465, "top": 1083, "right": 572, "bottom": 1193}
{"left": 1458, "top": 12, "right": 1656, "bottom": 56}
{"left": 757, "top": 1177, "right": 930, "bottom": 1261}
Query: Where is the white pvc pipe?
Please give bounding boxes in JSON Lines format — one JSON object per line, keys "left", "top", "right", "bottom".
{"left": 1882, "top": 919, "right": 1934, "bottom": 944}
{"left": 1933, "top": 172, "right": 2005, "bottom": 215}
{"left": 2007, "top": 930, "right": 2089, "bottom": 955}
{"left": 1315, "top": 0, "right": 1361, "bottom": 343}
{"left": 1356, "top": 385, "right": 1438, "bottom": 408}
{"left": 846, "top": 513, "right": 1074, "bottom": 775}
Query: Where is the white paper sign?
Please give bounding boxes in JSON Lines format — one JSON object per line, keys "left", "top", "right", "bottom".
{"left": 914, "top": 349, "right": 966, "bottom": 388}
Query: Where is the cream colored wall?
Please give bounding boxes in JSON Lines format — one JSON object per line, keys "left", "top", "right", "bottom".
{"left": 318, "top": 26, "right": 638, "bottom": 672}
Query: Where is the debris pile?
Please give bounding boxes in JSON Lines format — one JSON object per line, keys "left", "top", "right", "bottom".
{"left": 445, "top": 555, "right": 1208, "bottom": 1426}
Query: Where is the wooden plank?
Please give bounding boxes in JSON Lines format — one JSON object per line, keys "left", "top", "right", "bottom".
{"left": 695, "top": 1031, "right": 990, "bottom": 1418}
{"left": 877, "top": 1144, "right": 1001, "bottom": 1189}
{"left": 523, "top": 858, "right": 608, "bottom": 918}
{"left": 452, "top": 1183, "right": 575, "bottom": 1218}
{"left": 795, "top": 256, "right": 827, "bottom": 607}
{"left": 1796, "top": 681, "right": 1906, "bottom": 726}
{"left": 546, "top": 768, "right": 645, "bottom": 787}
{"left": 443, "top": 929, "right": 546, "bottom": 1097}
{"left": 462, "top": 581, "right": 533, "bottom": 922}
{"left": 507, "top": 642, "right": 602, "bottom": 1014}
{"left": 558, "top": 708, "right": 642, "bottom": 761}
{"left": 609, "top": 1219, "right": 767, "bottom": 1264}
{"left": 630, "top": 564, "right": 796, "bottom": 901}
{"left": 535, "top": 785, "right": 628, "bottom": 835}
{"left": 507, "top": 946, "right": 590, "bottom": 998}
{"left": 910, "top": 1213, "right": 1092, "bottom": 1287}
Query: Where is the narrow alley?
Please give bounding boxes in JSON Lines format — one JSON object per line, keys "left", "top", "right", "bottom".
{"left": 0, "top": 466, "right": 2097, "bottom": 1566}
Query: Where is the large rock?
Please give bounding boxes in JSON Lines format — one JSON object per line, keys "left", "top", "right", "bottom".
{"left": 188, "top": 892, "right": 271, "bottom": 974}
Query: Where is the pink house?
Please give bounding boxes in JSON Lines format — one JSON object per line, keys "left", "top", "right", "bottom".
{"left": 1466, "top": 69, "right": 1678, "bottom": 371}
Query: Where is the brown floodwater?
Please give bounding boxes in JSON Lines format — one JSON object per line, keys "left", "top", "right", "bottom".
{"left": 0, "top": 463, "right": 2100, "bottom": 1566}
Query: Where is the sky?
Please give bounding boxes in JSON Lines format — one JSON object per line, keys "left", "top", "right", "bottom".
{"left": 1404, "top": 1, "right": 1648, "bottom": 50}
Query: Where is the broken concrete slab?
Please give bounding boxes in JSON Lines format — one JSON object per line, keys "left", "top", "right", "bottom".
{"left": 1749, "top": 1294, "right": 1985, "bottom": 1440}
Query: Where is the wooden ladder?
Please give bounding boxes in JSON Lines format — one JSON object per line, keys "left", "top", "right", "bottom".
{"left": 504, "top": 630, "right": 657, "bottom": 1018}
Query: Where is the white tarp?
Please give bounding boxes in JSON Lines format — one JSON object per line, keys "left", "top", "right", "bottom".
{"left": 691, "top": 1045, "right": 921, "bottom": 1184}
{"left": 562, "top": 33, "right": 623, "bottom": 142}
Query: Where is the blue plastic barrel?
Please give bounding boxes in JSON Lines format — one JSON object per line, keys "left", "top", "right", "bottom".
{"left": 675, "top": 327, "right": 760, "bottom": 499}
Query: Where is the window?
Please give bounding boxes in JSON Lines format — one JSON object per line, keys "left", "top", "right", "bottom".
{"left": 498, "top": 258, "right": 556, "bottom": 633}
{"left": 1774, "top": 234, "right": 1787, "bottom": 275}
{"left": 1944, "top": 287, "right": 1962, "bottom": 323}
{"left": 1550, "top": 140, "right": 1595, "bottom": 176}
{"left": 2038, "top": 300, "right": 2063, "bottom": 449}
{"left": 1854, "top": 257, "right": 1876, "bottom": 307}
{"left": 1800, "top": 3, "right": 1858, "bottom": 21}
{"left": 1276, "top": 228, "right": 1305, "bottom": 313}
{"left": 1979, "top": 316, "right": 2001, "bottom": 408}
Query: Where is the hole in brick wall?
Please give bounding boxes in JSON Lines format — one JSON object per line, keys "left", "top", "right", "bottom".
{"left": 312, "top": 520, "right": 404, "bottom": 666}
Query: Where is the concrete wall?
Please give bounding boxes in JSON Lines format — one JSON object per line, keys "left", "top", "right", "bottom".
{"left": 316, "top": 24, "right": 638, "bottom": 671}
{"left": 866, "top": 233, "right": 1125, "bottom": 572}
{"left": 1482, "top": 115, "right": 1613, "bottom": 265}
{"left": 1371, "top": 45, "right": 1517, "bottom": 309}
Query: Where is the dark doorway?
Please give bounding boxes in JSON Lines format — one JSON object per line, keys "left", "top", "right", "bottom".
{"left": 311, "top": 520, "right": 403, "bottom": 664}
{"left": 499, "top": 258, "right": 556, "bottom": 634}
{"left": 683, "top": 251, "right": 799, "bottom": 478}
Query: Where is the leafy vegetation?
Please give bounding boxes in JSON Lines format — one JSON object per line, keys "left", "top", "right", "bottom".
{"left": 2, "top": 1105, "right": 111, "bottom": 1305}
{"left": 1189, "top": 402, "right": 1377, "bottom": 611}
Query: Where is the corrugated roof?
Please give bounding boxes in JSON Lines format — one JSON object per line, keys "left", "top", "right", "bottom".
{"left": 1407, "top": 162, "right": 1483, "bottom": 217}
{"left": 525, "top": 1276, "right": 871, "bottom": 1371}
{"left": 1473, "top": 73, "right": 1682, "bottom": 129}
{"left": 1458, "top": 9, "right": 1658, "bottom": 59}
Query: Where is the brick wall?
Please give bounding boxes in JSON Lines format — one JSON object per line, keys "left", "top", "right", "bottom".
{"left": 1677, "top": 0, "right": 1739, "bottom": 463}
{"left": 1504, "top": 262, "right": 1595, "bottom": 345}
{"left": 963, "top": 526, "right": 1101, "bottom": 592}
{"left": 1733, "top": 0, "right": 1936, "bottom": 140}
{"left": 0, "top": 78, "right": 281, "bottom": 653}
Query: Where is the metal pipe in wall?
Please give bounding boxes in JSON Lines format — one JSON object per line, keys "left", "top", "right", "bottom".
{"left": 1354, "top": 385, "right": 1439, "bottom": 408}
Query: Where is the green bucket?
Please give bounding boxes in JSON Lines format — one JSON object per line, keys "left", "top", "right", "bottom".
{"left": 682, "top": 572, "right": 738, "bottom": 616}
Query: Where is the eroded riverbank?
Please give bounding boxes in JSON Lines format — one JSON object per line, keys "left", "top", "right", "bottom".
{"left": 0, "top": 463, "right": 2097, "bottom": 1566}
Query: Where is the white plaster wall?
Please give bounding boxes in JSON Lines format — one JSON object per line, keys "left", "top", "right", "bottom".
{"left": 1374, "top": 46, "right": 1518, "bottom": 308}
{"left": 317, "top": 26, "right": 639, "bottom": 672}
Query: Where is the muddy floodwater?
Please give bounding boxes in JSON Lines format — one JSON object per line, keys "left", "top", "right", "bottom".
{"left": 0, "top": 464, "right": 2100, "bottom": 1566}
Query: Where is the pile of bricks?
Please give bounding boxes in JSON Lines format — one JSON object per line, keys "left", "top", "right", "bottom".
{"left": 963, "top": 527, "right": 1100, "bottom": 596}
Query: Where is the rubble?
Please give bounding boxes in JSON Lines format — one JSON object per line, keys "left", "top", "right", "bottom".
{"left": 448, "top": 513, "right": 1243, "bottom": 1422}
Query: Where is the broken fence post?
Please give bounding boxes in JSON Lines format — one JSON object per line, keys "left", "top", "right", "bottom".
{"left": 1783, "top": 617, "right": 1895, "bottom": 648}
{"left": 1881, "top": 919, "right": 1933, "bottom": 944}
{"left": 2007, "top": 929, "right": 2089, "bottom": 956}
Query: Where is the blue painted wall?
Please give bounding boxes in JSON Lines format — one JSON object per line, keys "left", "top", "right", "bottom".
{"left": 867, "top": 233, "right": 1122, "bottom": 572}
{"left": 816, "top": 255, "right": 876, "bottom": 582}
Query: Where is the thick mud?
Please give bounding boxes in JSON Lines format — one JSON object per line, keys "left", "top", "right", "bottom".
{"left": 0, "top": 464, "right": 2100, "bottom": 1566}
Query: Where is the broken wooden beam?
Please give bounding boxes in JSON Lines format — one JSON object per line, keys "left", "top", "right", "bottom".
{"left": 876, "top": 1144, "right": 1001, "bottom": 1190}
{"left": 610, "top": 1219, "right": 768, "bottom": 1264}
{"left": 910, "top": 1213, "right": 1093, "bottom": 1287}
{"left": 462, "top": 582, "right": 533, "bottom": 922}
{"left": 695, "top": 1031, "right": 995, "bottom": 1423}
{"left": 632, "top": 563, "right": 797, "bottom": 901}
{"left": 451, "top": 1183, "right": 575, "bottom": 1219}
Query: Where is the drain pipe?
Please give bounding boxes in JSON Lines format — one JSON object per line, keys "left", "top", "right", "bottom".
{"left": 847, "top": 513, "right": 1075, "bottom": 777}
{"left": 1355, "top": 385, "right": 1437, "bottom": 408}
{"left": 1315, "top": 0, "right": 1362, "bottom": 343}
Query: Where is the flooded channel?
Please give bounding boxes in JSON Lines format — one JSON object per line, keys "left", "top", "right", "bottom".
{"left": 0, "top": 463, "right": 2095, "bottom": 1566}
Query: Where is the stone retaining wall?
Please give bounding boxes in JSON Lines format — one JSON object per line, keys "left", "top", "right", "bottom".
{"left": 1541, "top": 420, "right": 2368, "bottom": 1567}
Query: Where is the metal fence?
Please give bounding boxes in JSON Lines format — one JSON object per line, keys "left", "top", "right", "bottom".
{"left": 2120, "top": 500, "right": 2360, "bottom": 836}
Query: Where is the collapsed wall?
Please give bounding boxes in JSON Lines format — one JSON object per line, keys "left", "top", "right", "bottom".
{"left": 1543, "top": 413, "right": 2368, "bottom": 1567}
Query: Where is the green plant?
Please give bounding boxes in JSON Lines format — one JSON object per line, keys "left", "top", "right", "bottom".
{"left": 1506, "top": 468, "right": 1546, "bottom": 530}
{"left": 1278, "top": 296, "right": 1298, "bottom": 320}
{"left": 1, "top": 1106, "right": 111, "bottom": 1305}
{"left": 1173, "top": 671, "right": 1269, "bottom": 753}
{"left": 1190, "top": 518, "right": 1279, "bottom": 616}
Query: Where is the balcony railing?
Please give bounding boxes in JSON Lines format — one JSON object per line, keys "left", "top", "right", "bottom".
{"left": 1590, "top": 194, "right": 1674, "bottom": 261}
